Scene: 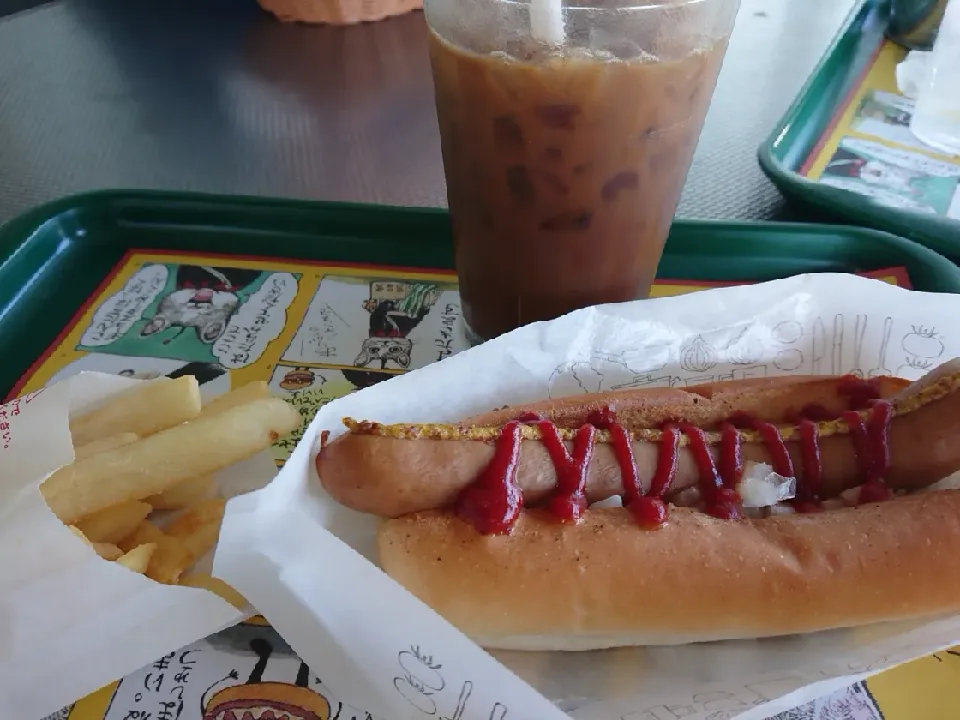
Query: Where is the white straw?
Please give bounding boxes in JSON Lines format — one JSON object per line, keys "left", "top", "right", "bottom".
{"left": 530, "top": 0, "right": 565, "bottom": 46}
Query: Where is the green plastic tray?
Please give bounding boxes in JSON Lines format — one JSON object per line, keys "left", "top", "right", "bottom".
{"left": 1, "top": 189, "right": 958, "bottom": 398}
{"left": 758, "top": 0, "right": 960, "bottom": 262}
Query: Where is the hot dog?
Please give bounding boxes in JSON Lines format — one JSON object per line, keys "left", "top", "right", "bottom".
{"left": 315, "top": 360, "right": 960, "bottom": 650}
{"left": 318, "top": 373, "right": 925, "bottom": 518}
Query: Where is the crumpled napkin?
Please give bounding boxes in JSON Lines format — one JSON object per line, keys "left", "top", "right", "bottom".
{"left": 896, "top": 50, "right": 932, "bottom": 99}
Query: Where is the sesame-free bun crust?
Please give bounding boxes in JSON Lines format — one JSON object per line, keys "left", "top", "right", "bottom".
{"left": 460, "top": 375, "right": 908, "bottom": 429}
{"left": 378, "top": 492, "right": 960, "bottom": 651}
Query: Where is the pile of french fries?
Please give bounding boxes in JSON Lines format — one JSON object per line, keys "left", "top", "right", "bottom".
{"left": 40, "top": 376, "right": 301, "bottom": 610}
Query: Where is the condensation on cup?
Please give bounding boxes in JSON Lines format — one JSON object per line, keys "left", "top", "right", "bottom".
{"left": 423, "top": 0, "right": 742, "bottom": 344}
{"left": 910, "top": 0, "right": 960, "bottom": 155}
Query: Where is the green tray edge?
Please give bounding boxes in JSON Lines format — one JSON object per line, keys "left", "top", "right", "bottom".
{"left": 2, "top": 188, "right": 960, "bottom": 399}
{"left": 4, "top": 186, "right": 960, "bottom": 282}
{"left": 757, "top": 0, "right": 960, "bottom": 261}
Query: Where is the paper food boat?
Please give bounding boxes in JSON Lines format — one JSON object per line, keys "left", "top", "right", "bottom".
{"left": 210, "top": 273, "right": 960, "bottom": 720}
{"left": 0, "top": 374, "right": 280, "bottom": 719}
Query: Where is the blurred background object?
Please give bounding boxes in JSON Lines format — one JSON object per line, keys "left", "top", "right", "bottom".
{"left": 908, "top": 0, "right": 960, "bottom": 153}
{"left": 0, "top": 0, "right": 859, "bottom": 225}
{"left": 258, "top": 0, "right": 421, "bottom": 25}
{"left": 887, "top": 0, "right": 948, "bottom": 49}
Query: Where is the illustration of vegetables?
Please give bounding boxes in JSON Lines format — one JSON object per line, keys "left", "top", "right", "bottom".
{"left": 902, "top": 325, "right": 945, "bottom": 363}
{"left": 680, "top": 335, "right": 718, "bottom": 373}
{"left": 726, "top": 335, "right": 765, "bottom": 366}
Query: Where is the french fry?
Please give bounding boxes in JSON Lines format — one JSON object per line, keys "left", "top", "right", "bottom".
{"left": 119, "top": 521, "right": 193, "bottom": 584}
{"left": 74, "top": 433, "right": 139, "bottom": 461}
{"left": 93, "top": 542, "right": 123, "bottom": 560}
{"left": 42, "top": 398, "right": 302, "bottom": 524}
{"left": 70, "top": 376, "right": 202, "bottom": 446}
{"left": 145, "top": 474, "right": 216, "bottom": 511}
{"left": 116, "top": 543, "right": 157, "bottom": 574}
{"left": 166, "top": 498, "right": 226, "bottom": 537}
{"left": 66, "top": 526, "right": 120, "bottom": 559}
{"left": 117, "top": 521, "right": 165, "bottom": 550}
{"left": 179, "top": 573, "right": 249, "bottom": 610}
{"left": 200, "top": 382, "right": 270, "bottom": 419}
{"left": 74, "top": 499, "right": 152, "bottom": 544}
{"left": 166, "top": 498, "right": 226, "bottom": 560}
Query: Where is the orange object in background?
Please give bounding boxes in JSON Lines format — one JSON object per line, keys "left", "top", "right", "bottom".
{"left": 257, "top": 0, "right": 422, "bottom": 24}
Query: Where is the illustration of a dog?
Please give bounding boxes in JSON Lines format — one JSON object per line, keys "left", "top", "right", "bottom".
{"left": 140, "top": 265, "right": 261, "bottom": 345}
{"left": 354, "top": 337, "right": 414, "bottom": 370}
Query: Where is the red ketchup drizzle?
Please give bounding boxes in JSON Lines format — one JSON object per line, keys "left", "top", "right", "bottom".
{"left": 677, "top": 423, "right": 742, "bottom": 520}
{"left": 717, "top": 422, "right": 742, "bottom": 489}
{"left": 454, "top": 420, "right": 524, "bottom": 535}
{"left": 728, "top": 413, "right": 795, "bottom": 480}
{"left": 516, "top": 411, "right": 544, "bottom": 423}
{"left": 587, "top": 409, "right": 670, "bottom": 528}
{"left": 841, "top": 410, "right": 873, "bottom": 478}
{"left": 858, "top": 400, "right": 894, "bottom": 504}
{"left": 649, "top": 424, "right": 679, "bottom": 498}
{"left": 798, "top": 376, "right": 883, "bottom": 422}
{"left": 840, "top": 376, "right": 884, "bottom": 411}
{"left": 797, "top": 419, "right": 822, "bottom": 502}
{"left": 535, "top": 421, "right": 596, "bottom": 521}
{"left": 796, "top": 404, "right": 839, "bottom": 423}
{"left": 454, "top": 382, "right": 895, "bottom": 534}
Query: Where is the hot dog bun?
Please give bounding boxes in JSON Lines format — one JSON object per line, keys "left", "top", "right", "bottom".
{"left": 461, "top": 375, "right": 908, "bottom": 429}
{"left": 379, "top": 491, "right": 960, "bottom": 650}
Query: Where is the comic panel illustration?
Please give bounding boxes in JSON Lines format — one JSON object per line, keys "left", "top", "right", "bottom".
{"left": 268, "top": 364, "right": 396, "bottom": 462}
{"left": 851, "top": 89, "right": 934, "bottom": 154}
{"left": 818, "top": 136, "right": 960, "bottom": 217}
{"left": 283, "top": 275, "right": 467, "bottom": 373}
{"left": 771, "top": 683, "right": 882, "bottom": 720}
{"left": 43, "top": 353, "right": 232, "bottom": 401}
{"left": 622, "top": 681, "right": 882, "bottom": 720}
{"left": 83, "top": 620, "right": 375, "bottom": 720}
{"left": 77, "top": 263, "right": 299, "bottom": 369}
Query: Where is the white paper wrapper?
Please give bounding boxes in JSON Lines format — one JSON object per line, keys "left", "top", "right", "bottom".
{"left": 0, "top": 372, "right": 277, "bottom": 719}
{"left": 215, "top": 274, "right": 960, "bottom": 720}
{"left": 896, "top": 50, "right": 932, "bottom": 100}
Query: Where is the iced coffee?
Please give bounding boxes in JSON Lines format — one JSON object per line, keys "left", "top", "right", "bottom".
{"left": 425, "top": 0, "right": 738, "bottom": 342}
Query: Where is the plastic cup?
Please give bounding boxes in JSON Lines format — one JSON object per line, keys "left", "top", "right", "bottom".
{"left": 424, "top": 0, "right": 741, "bottom": 343}
{"left": 910, "top": 0, "right": 960, "bottom": 154}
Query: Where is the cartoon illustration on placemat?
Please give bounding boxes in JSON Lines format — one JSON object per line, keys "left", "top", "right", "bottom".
{"left": 820, "top": 140, "right": 960, "bottom": 215}
{"left": 284, "top": 275, "right": 467, "bottom": 372}
{"left": 200, "top": 638, "right": 328, "bottom": 720}
{"left": 15, "top": 250, "right": 942, "bottom": 720}
{"left": 78, "top": 264, "right": 299, "bottom": 369}
{"left": 852, "top": 89, "right": 928, "bottom": 151}
{"left": 266, "top": 364, "right": 393, "bottom": 461}
{"left": 801, "top": 39, "right": 960, "bottom": 220}
{"left": 770, "top": 682, "right": 882, "bottom": 720}
{"left": 88, "top": 621, "right": 373, "bottom": 720}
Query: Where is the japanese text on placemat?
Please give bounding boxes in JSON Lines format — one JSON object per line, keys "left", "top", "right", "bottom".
{"left": 436, "top": 303, "right": 459, "bottom": 362}
{"left": 119, "top": 649, "right": 199, "bottom": 720}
